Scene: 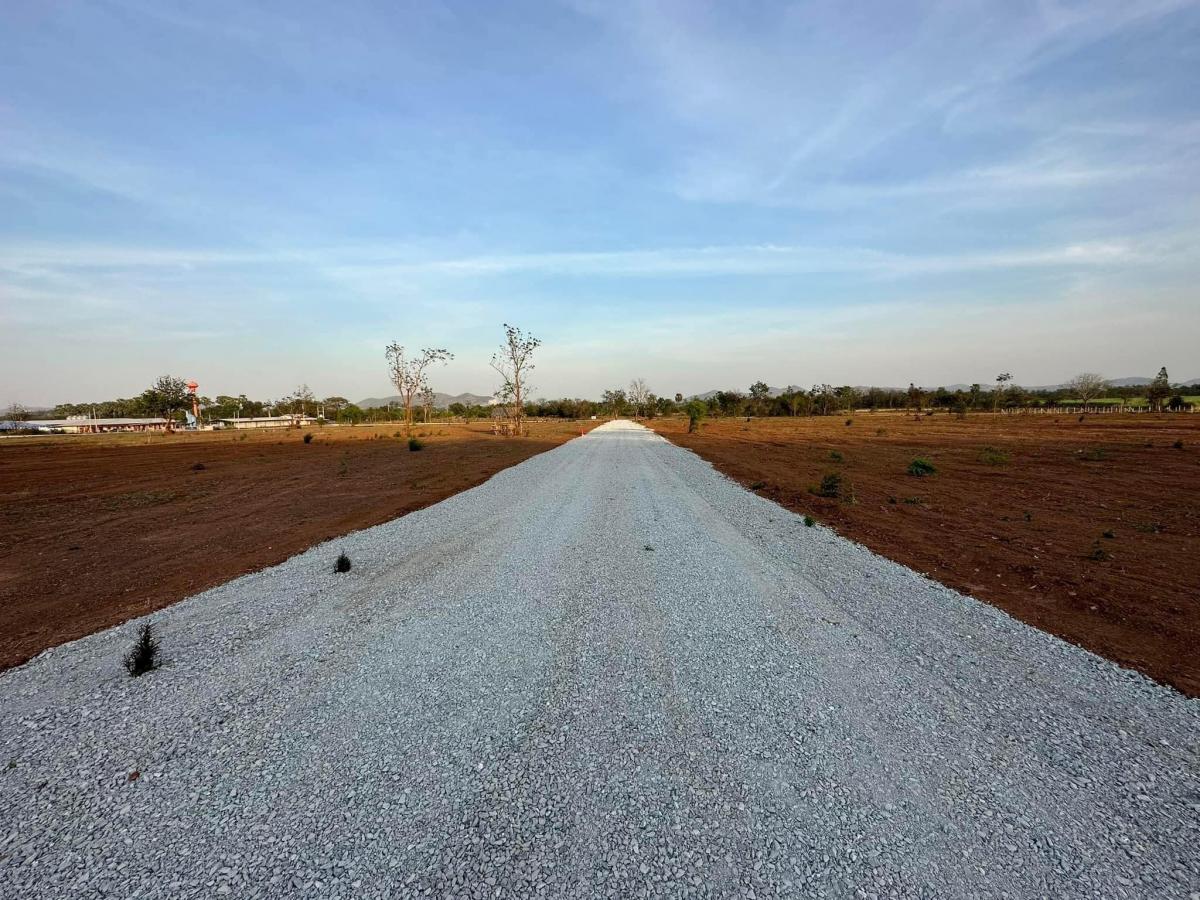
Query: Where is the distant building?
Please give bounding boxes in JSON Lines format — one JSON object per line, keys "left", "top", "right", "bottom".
{"left": 219, "top": 414, "right": 319, "bottom": 430}
{"left": 19, "top": 417, "right": 170, "bottom": 434}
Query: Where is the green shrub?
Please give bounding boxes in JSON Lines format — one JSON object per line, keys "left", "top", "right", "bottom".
{"left": 408, "top": 437, "right": 424, "bottom": 451}
{"left": 907, "top": 457, "right": 936, "bottom": 477}
{"left": 803, "top": 515, "right": 815, "bottom": 527}
{"left": 814, "top": 473, "right": 842, "bottom": 498}
{"left": 829, "top": 450, "right": 843, "bottom": 462}
{"left": 334, "top": 552, "right": 351, "bottom": 573}
{"left": 1087, "top": 540, "right": 1111, "bottom": 561}
{"left": 977, "top": 446, "right": 1009, "bottom": 466}
{"left": 749, "top": 480, "right": 766, "bottom": 490}
{"left": 902, "top": 496, "right": 923, "bottom": 505}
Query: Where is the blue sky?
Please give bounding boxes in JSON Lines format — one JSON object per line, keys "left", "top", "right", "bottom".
{"left": 2, "top": 0, "right": 1198, "bottom": 406}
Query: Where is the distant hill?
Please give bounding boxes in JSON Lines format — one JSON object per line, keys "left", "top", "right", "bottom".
{"left": 357, "top": 392, "right": 494, "bottom": 410}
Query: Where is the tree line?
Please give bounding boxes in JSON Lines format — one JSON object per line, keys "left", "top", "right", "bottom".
{"left": 7, "top": 360, "right": 1191, "bottom": 426}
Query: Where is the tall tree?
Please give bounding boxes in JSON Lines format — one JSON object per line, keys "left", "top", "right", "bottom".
{"left": 420, "top": 382, "right": 436, "bottom": 423}
{"left": 994, "top": 373, "right": 1013, "bottom": 413}
{"left": 385, "top": 344, "right": 454, "bottom": 435}
{"left": 748, "top": 381, "right": 771, "bottom": 416}
{"left": 1147, "top": 367, "right": 1171, "bottom": 412}
{"left": 490, "top": 324, "right": 540, "bottom": 433}
{"left": 141, "top": 376, "right": 190, "bottom": 425}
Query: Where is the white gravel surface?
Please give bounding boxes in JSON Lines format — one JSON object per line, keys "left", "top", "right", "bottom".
{"left": 2, "top": 419, "right": 1198, "bottom": 899}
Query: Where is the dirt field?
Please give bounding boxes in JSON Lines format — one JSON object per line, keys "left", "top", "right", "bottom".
{"left": 652, "top": 412, "right": 1200, "bottom": 696}
{"left": 0, "top": 420, "right": 594, "bottom": 670}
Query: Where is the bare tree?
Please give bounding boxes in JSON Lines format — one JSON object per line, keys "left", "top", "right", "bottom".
{"left": 993, "top": 372, "right": 1013, "bottom": 413}
{"left": 1066, "top": 373, "right": 1108, "bottom": 407}
{"left": 385, "top": 344, "right": 454, "bottom": 435}
{"left": 490, "top": 324, "right": 540, "bottom": 434}
{"left": 628, "top": 378, "right": 652, "bottom": 417}
{"left": 293, "top": 384, "right": 315, "bottom": 417}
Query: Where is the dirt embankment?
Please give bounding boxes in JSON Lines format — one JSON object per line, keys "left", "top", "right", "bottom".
{"left": 651, "top": 412, "right": 1200, "bottom": 696}
{"left": 0, "top": 421, "right": 595, "bottom": 669}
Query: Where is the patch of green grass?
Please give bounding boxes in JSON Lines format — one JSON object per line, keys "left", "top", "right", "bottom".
{"left": 977, "top": 446, "right": 1009, "bottom": 466}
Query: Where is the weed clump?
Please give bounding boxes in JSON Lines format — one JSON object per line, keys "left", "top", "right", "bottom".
{"left": 1087, "top": 540, "right": 1112, "bottom": 562}
{"left": 829, "top": 450, "right": 843, "bottom": 462}
{"left": 749, "top": 480, "right": 766, "bottom": 490}
{"left": 803, "top": 515, "right": 815, "bottom": 527}
{"left": 845, "top": 418, "right": 853, "bottom": 426}
{"left": 334, "top": 552, "right": 351, "bottom": 574}
{"left": 875, "top": 428, "right": 886, "bottom": 436}
{"left": 814, "top": 473, "right": 842, "bottom": 498}
{"left": 978, "top": 446, "right": 1009, "bottom": 466}
{"left": 1173, "top": 439, "right": 1184, "bottom": 450}
{"left": 907, "top": 457, "right": 936, "bottom": 477}
{"left": 408, "top": 436, "right": 424, "bottom": 451}
{"left": 1077, "top": 448, "right": 1108, "bottom": 462}
{"left": 123, "top": 623, "right": 160, "bottom": 677}
{"left": 1102, "top": 529, "right": 1115, "bottom": 539}
{"left": 191, "top": 462, "right": 206, "bottom": 471}
{"left": 303, "top": 433, "right": 313, "bottom": 444}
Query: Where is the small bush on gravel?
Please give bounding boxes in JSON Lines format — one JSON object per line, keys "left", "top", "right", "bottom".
{"left": 803, "top": 515, "right": 815, "bottom": 527}
{"left": 978, "top": 446, "right": 1009, "bottom": 466}
{"left": 334, "top": 552, "right": 351, "bottom": 574}
{"left": 907, "top": 458, "right": 936, "bottom": 477}
{"left": 303, "top": 433, "right": 313, "bottom": 444}
{"left": 123, "top": 623, "right": 160, "bottom": 677}
{"left": 408, "top": 436, "right": 424, "bottom": 451}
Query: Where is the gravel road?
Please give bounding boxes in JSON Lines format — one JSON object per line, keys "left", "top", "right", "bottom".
{"left": 2, "top": 420, "right": 1197, "bottom": 899}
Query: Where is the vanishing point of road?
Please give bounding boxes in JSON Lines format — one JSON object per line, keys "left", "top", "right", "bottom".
{"left": 1, "top": 421, "right": 1197, "bottom": 898}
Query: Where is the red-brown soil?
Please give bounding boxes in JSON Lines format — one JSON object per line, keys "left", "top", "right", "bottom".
{"left": 0, "top": 421, "right": 594, "bottom": 670}
{"left": 651, "top": 413, "right": 1200, "bottom": 696}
